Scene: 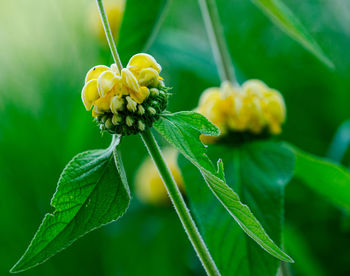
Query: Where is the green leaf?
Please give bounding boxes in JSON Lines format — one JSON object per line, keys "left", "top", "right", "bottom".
{"left": 11, "top": 139, "right": 130, "bottom": 273}
{"left": 154, "top": 111, "right": 293, "bottom": 263}
{"left": 284, "top": 224, "right": 325, "bottom": 276}
{"left": 179, "top": 141, "right": 295, "bottom": 275}
{"left": 289, "top": 144, "right": 350, "bottom": 211}
{"left": 251, "top": 0, "right": 334, "bottom": 68}
{"left": 117, "top": 0, "right": 169, "bottom": 64}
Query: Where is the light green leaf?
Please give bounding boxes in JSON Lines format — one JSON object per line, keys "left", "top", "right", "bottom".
{"left": 11, "top": 139, "right": 130, "bottom": 273}
{"left": 154, "top": 111, "right": 293, "bottom": 263}
{"left": 251, "top": 0, "right": 334, "bottom": 68}
{"left": 179, "top": 141, "right": 295, "bottom": 275}
{"left": 117, "top": 0, "right": 169, "bottom": 64}
{"left": 289, "top": 144, "right": 350, "bottom": 211}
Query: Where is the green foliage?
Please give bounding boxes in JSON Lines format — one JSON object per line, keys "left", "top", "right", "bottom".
{"left": 290, "top": 144, "right": 350, "bottom": 211}
{"left": 11, "top": 139, "right": 130, "bottom": 273}
{"left": 118, "top": 0, "right": 169, "bottom": 64}
{"left": 154, "top": 111, "right": 293, "bottom": 262}
{"left": 284, "top": 224, "right": 325, "bottom": 276}
{"left": 251, "top": 0, "right": 333, "bottom": 68}
{"left": 179, "top": 141, "right": 295, "bottom": 275}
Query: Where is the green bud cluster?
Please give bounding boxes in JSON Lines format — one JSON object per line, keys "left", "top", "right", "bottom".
{"left": 96, "top": 86, "right": 169, "bottom": 136}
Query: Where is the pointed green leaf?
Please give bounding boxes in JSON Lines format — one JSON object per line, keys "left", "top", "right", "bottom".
{"left": 11, "top": 139, "right": 130, "bottom": 273}
{"left": 289, "top": 144, "right": 350, "bottom": 211}
{"left": 154, "top": 111, "right": 293, "bottom": 263}
{"left": 118, "top": 0, "right": 169, "bottom": 64}
{"left": 179, "top": 141, "right": 295, "bottom": 275}
{"left": 251, "top": 0, "right": 334, "bottom": 68}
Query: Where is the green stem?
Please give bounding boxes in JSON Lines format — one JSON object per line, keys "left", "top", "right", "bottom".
{"left": 96, "top": 1, "right": 219, "bottom": 273}
{"left": 140, "top": 129, "right": 220, "bottom": 276}
{"left": 198, "top": 0, "right": 236, "bottom": 84}
{"left": 96, "top": 0, "right": 123, "bottom": 73}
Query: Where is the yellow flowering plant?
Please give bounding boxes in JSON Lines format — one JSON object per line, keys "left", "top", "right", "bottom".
{"left": 81, "top": 53, "right": 168, "bottom": 135}
{"left": 197, "top": 79, "right": 286, "bottom": 144}
{"left": 135, "top": 147, "right": 184, "bottom": 206}
{"left": 11, "top": 1, "right": 294, "bottom": 275}
{"left": 175, "top": 1, "right": 350, "bottom": 276}
{"left": 12, "top": 0, "right": 350, "bottom": 275}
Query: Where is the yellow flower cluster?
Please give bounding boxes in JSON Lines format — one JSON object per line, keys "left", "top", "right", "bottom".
{"left": 88, "top": 0, "right": 125, "bottom": 42}
{"left": 135, "top": 148, "right": 184, "bottom": 206}
{"left": 81, "top": 53, "right": 168, "bottom": 135}
{"left": 197, "top": 80, "right": 286, "bottom": 143}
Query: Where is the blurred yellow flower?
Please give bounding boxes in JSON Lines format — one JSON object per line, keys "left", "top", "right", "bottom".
{"left": 135, "top": 148, "right": 184, "bottom": 206}
{"left": 88, "top": 0, "right": 125, "bottom": 42}
{"left": 81, "top": 53, "right": 168, "bottom": 136}
{"left": 197, "top": 80, "right": 286, "bottom": 143}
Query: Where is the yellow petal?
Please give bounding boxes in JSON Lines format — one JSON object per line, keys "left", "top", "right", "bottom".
{"left": 243, "top": 79, "right": 267, "bottom": 98}
{"left": 110, "top": 63, "right": 121, "bottom": 76}
{"left": 92, "top": 105, "right": 103, "bottom": 117}
{"left": 121, "top": 68, "right": 140, "bottom": 92}
{"left": 97, "top": 70, "right": 119, "bottom": 97}
{"left": 81, "top": 79, "right": 99, "bottom": 110}
{"left": 130, "top": 86, "right": 149, "bottom": 104}
{"left": 85, "top": 65, "right": 110, "bottom": 83}
{"left": 138, "top": 68, "right": 159, "bottom": 86}
{"left": 198, "top": 88, "right": 221, "bottom": 107}
{"left": 94, "top": 92, "right": 115, "bottom": 112}
{"left": 127, "top": 53, "right": 162, "bottom": 73}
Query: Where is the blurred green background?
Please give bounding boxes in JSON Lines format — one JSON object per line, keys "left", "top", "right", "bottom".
{"left": 1, "top": 0, "right": 349, "bottom": 275}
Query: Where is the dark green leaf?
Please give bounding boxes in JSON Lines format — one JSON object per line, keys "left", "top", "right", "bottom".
{"left": 284, "top": 224, "right": 325, "bottom": 276}
{"left": 289, "top": 144, "right": 350, "bottom": 211}
{"left": 154, "top": 112, "right": 293, "bottom": 262}
{"left": 118, "top": 0, "right": 169, "bottom": 64}
{"left": 251, "top": 0, "right": 334, "bottom": 68}
{"left": 179, "top": 141, "right": 295, "bottom": 275}
{"left": 11, "top": 139, "right": 130, "bottom": 273}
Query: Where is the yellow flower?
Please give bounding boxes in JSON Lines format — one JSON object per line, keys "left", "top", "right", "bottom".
{"left": 197, "top": 79, "right": 286, "bottom": 143}
{"left": 82, "top": 54, "right": 163, "bottom": 114}
{"left": 81, "top": 54, "right": 168, "bottom": 136}
{"left": 88, "top": 0, "right": 125, "bottom": 42}
{"left": 135, "top": 148, "right": 184, "bottom": 206}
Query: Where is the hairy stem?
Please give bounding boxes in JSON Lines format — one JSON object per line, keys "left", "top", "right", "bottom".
{"left": 96, "top": 0, "right": 123, "bottom": 73}
{"left": 140, "top": 129, "right": 220, "bottom": 276}
{"left": 198, "top": 0, "right": 236, "bottom": 84}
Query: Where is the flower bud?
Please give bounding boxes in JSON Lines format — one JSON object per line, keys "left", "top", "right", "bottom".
{"left": 126, "top": 96, "right": 137, "bottom": 112}
{"left": 126, "top": 116, "right": 134, "bottom": 127}
{"left": 150, "top": 88, "right": 159, "bottom": 96}
{"left": 110, "top": 96, "right": 124, "bottom": 113}
{"left": 112, "top": 114, "right": 122, "bottom": 125}
{"left": 138, "top": 121, "right": 146, "bottom": 131}
{"left": 148, "top": 107, "right": 156, "bottom": 115}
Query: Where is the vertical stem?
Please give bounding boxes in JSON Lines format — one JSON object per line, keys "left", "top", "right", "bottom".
{"left": 96, "top": 0, "right": 123, "bottom": 73}
{"left": 140, "top": 129, "right": 220, "bottom": 276}
{"left": 96, "top": 1, "right": 219, "bottom": 274}
{"left": 198, "top": 0, "right": 236, "bottom": 84}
